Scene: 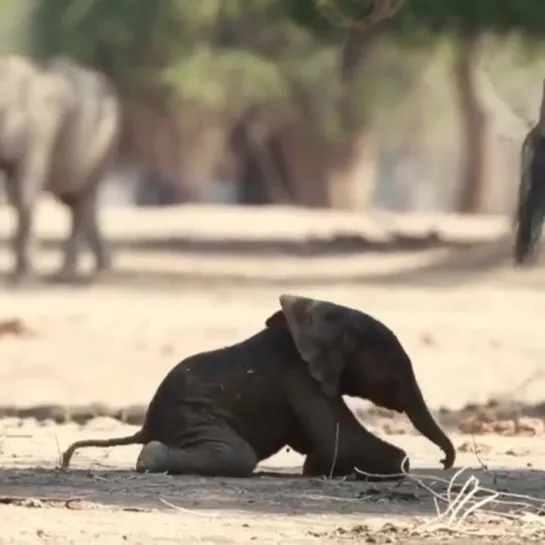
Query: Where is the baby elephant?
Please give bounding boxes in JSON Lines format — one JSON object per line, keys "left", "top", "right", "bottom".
{"left": 61, "top": 294, "right": 455, "bottom": 478}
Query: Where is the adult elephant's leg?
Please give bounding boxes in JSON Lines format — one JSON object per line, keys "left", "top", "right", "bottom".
{"left": 5, "top": 179, "right": 35, "bottom": 283}
{"left": 54, "top": 184, "right": 108, "bottom": 282}
{"left": 10, "top": 71, "right": 68, "bottom": 283}
{"left": 52, "top": 193, "right": 88, "bottom": 282}
{"left": 9, "top": 203, "right": 34, "bottom": 283}
{"left": 83, "top": 185, "right": 111, "bottom": 276}
{"left": 135, "top": 425, "right": 258, "bottom": 477}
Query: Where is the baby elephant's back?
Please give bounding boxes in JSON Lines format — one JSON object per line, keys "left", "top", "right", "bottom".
{"left": 141, "top": 330, "right": 292, "bottom": 446}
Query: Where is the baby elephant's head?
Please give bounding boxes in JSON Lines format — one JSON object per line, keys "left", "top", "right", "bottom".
{"left": 268, "top": 294, "right": 455, "bottom": 471}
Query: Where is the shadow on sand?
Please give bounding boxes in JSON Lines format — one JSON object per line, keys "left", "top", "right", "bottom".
{"left": 0, "top": 233, "right": 534, "bottom": 291}
{"left": 0, "top": 465, "right": 543, "bottom": 518}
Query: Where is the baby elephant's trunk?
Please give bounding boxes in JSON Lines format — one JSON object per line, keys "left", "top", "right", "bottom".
{"left": 61, "top": 430, "right": 145, "bottom": 469}
{"left": 404, "top": 383, "right": 455, "bottom": 469}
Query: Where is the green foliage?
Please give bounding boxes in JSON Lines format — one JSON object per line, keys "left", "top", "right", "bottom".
{"left": 392, "top": 0, "right": 545, "bottom": 38}
{"left": 283, "top": 0, "right": 545, "bottom": 43}
{"left": 163, "top": 47, "right": 289, "bottom": 110}
{"left": 28, "top": 0, "right": 168, "bottom": 76}
{"left": 26, "top": 0, "right": 301, "bottom": 110}
{"left": 281, "top": 0, "right": 405, "bottom": 38}
{"left": 17, "top": 0, "right": 545, "bottom": 146}
{"left": 0, "top": 0, "right": 35, "bottom": 54}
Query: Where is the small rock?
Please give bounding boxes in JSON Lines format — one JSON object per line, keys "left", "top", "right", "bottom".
{"left": 458, "top": 418, "right": 491, "bottom": 434}
{"left": 505, "top": 448, "right": 529, "bottom": 456}
{"left": 420, "top": 332, "right": 435, "bottom": 346}
{"left": 492, "top": 420, "right": 516, "bottom": 436}
{"left": 0, "top": 318, "right": 35, "bottom": 338}
{"left": 457, "top": 440, "right": 491, "bottom": 454}
{"left": 382, "top": 422, "right": 408, "bottom": 435}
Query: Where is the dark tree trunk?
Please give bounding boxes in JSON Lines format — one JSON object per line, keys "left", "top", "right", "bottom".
{"left": 453, "top": 31, "right": 487, "bottom": 214}
{"left": 229, "top": 109, "right": 293, "bottom": 205}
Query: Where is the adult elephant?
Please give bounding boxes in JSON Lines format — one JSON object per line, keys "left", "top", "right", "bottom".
{"left": 0, "top": 55, "right": 121, "bottom": 283}
{"left": 61, "top": 295, "right": 455, "bottom": 478}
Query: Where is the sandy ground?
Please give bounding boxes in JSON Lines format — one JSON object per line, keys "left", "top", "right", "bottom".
{"left": 1, "top": 201, "right": 545, "bottom": 543}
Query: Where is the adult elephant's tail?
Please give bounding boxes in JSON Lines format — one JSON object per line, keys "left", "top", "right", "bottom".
{"left": 514, "top": 194, "right": 544, "bottom": 266}
{"left": 514, "top": 80, "right": 545, "bottom": 267}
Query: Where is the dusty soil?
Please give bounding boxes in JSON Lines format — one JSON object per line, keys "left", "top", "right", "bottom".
{"left": 1, "top": 201, "right": 545, "bottom": 543}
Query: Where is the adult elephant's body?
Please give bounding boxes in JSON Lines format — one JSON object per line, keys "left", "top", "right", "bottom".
{"left": 61, "top": 295, "right": 455, "bottom": 478}
{"left": 0, "top": 55, "right": 121, "bottom": 282}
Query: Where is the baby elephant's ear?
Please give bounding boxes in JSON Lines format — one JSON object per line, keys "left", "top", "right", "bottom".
{"left": 265, "top": 310, "right": 287, "bottom": 329}
{"left": 279, "top": 294, "right": 349, "bottom": 397}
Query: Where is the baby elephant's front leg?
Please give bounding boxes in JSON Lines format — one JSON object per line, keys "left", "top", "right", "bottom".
{"left": 303, "top": 443, "right": 409, "bottom": 481}
{"left": 303, "top": 423, "right": 410, "bottom": 481}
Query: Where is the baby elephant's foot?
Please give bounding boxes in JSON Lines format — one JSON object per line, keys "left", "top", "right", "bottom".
{"left": 136, "top": 441, "right": 170, "bottom": 473}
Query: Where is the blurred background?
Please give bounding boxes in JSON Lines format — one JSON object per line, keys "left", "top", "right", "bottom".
{"left": 1, "top": 0, "right": 544, "bottom": 213}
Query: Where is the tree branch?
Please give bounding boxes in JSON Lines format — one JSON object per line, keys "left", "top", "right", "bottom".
{"left": 317, "top": 0, "right": 407, "bottom": 31}
{"left": 477, "top": 69, "right": 533, "bottom": 131}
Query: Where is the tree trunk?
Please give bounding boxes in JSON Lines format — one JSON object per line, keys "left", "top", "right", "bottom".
{"left": 339, "top": 28, "right": 381, "bottom": 139}
{"left": 331, "top": 29, "right": 381, "bottom": 209}
{"left": 453, "top": 31, "right": 487, "bottom": 214}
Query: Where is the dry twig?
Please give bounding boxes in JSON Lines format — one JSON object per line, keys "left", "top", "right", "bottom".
{"left": 316, "top": 0, "right": 407, "bottom": 31}
{"left": 328, "top": 422, "right": 340, "bottom": 479}
{"left": 354, "top": 457, "right": 545, "bottom": 539}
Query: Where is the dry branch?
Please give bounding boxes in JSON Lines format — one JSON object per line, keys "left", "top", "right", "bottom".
{"left": 354, "top": 457, "right": 545, "bottom": 539}
{"left": 477, "top": 69, "right": 533, "bottom": 131}
{"left": 317, "top": 0, "right": 407, "bottom": 31}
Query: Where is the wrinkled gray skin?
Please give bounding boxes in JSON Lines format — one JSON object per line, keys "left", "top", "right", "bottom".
{"left": 61, "top": 294, "right": 455, "bottom": 479}
{"left": 0, "top": 55, "right": 121, "bottom": 283}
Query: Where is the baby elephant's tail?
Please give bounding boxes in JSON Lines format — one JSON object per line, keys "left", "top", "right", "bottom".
{"left": 61, "top": 430, "right": 145, "bottom": 469}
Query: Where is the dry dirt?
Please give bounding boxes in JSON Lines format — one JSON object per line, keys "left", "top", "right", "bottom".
{"left": 1, "top": 201, "right": 545, "bottom": 543}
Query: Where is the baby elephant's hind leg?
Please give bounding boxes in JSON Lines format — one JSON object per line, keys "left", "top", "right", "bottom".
{"left": 136, "top": 426, "right": 258, "bottom": 477}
